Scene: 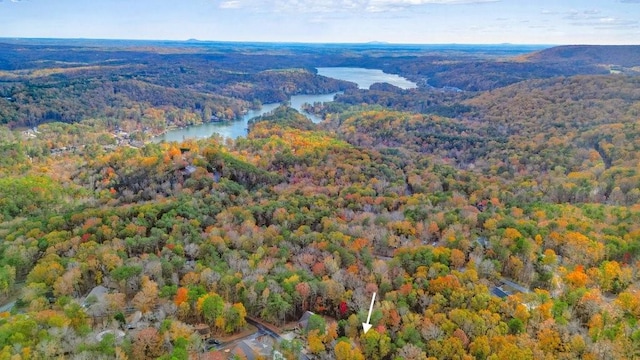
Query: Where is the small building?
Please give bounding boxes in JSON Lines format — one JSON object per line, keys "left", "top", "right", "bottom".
{"left": 297, "top": 311, "right": 315, "bottom": 332}
{"left": 476, "top": 237, "right": 490, "bottom": 249}
{"left": 491, "top": 287, "right": 510, "bottom": 298}
{"left": 182, "top": 165, "right": 197, "bottom": 176}
{"left": 194, "top": 323, "right": 211, "bottom": 339}
{"left": 82, "top": 285, "right": 109, "bottom": 307}
{"left": 230, "top": 335, "right": 276, "bottom": 360}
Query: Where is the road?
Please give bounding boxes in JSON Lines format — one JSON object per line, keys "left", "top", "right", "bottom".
{"left": 500, "top": 278, "right": 531, "bottom": 294}
{"left": 0, "top": 301, "right": 15, "bottom": 313}
{"left": 244, "top": 317, "right": 310, "bottom": 360}
{"left": 245, "top": 317, "right": 282, "bottom": 340}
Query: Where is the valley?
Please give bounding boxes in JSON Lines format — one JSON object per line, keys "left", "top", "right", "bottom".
{"left": 0, "top": 39, "right": 640, "bottom": 360}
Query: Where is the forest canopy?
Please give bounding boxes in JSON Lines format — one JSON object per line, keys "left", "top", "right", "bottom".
{"left": 0, "top": 40, "right": 640, "bottom": 360}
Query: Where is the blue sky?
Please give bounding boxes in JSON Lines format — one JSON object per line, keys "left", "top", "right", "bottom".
{"left": 1, "top": 0, "right": 639, "bottom": 44}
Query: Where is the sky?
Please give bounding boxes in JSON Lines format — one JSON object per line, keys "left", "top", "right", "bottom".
{"left": 1, "top": 0, "right": 639, "bottom": 45}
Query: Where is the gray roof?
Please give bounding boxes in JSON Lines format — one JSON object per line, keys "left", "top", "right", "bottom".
{"left": 83, "top": 285, "right": 109, "bottom": 305}
{"left": 491, "top": 287, "right": 509, "bottom": 298}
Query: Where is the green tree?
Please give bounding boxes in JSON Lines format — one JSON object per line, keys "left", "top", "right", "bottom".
{"left": 262, "top": 293, "right": 292, "bottom": 326}
{"left": 199, "top": 293, "right": 225, "bottom": 329}
{"left": 0, "top": 265, "right": 16, "bottom": 296}
{"left": 307, "top": 314, "right": 327, "bottom": 335}
{"left": 362, "top": 330, "right": 391, "bottom": 360}
{"left": 224, "top": 303, "right": 247, "bottom": 334}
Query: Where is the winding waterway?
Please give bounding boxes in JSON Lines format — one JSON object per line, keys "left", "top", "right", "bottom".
{"left": 154, "top": 67, "right": 416, "bottom": 141}
{"left": 152, "top": 92, "right": 339, "bottom": 142}
{"left": 316, "top": 67, "right": 417, "bottom": 90}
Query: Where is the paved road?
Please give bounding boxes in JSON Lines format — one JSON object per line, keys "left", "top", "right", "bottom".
{"left": 244, "top": 317, "right": 310, "bottom": 360}
{"left": 500, "top": 278, "right": 531, "bottom": 294}
{"left": 0, "top": 301, "right": 15, "bottom": 313}
{"left": 245, "top": 317, "right": 282, "bottom": 340}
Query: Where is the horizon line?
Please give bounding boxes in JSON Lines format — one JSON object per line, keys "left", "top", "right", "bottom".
{"left": 0, "top": 36, "right": 586, "bottom": 47}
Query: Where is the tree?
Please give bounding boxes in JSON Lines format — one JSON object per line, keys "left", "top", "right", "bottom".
{"left": 105, "top": 292, "right": 126, "bottom": 313}
{"left": 565, "top": 265, "right": 589, "bottom": 289}
{"left": 110, "top": 265, "right": 142, "bottom": 295}
{"left": 224, "top": 303, "right": 247, "bottom": 333}
{"left": 334, "top": 339, "right": 365, "bottom": 360}
{"left": 63, "top": 302, "right": 89, "bottom": 333}
{"left": 174, "top": 287, "right": 189, "bottom": 306}
{"left": 451, "top": 249, "right": 466, "bottom": 269}
{"left": 0, "top": 265, "right": 16, "bottom": 296}
{"left": 469, "top": 335, "right": 491, "bottom": 360}
{"left": 508, "top": 318, "right": 525, "bottom": 334}
{"left": 537, "top": 327, "right": 561, "bottom": 354}
{"left": 132, "top": 276, "right": 159, "bottom": 314}
{"left": 199, "top": 293, "right": 225, "bottom": 330}
{"left": 27, "top": 260, "right": 64, "bottom": 286}
{"left": 279, "top": 339, "right": 304, "bottom": 360}
{"left": 397, "top": 343, "right": 427, "bottom": 360}
{"left": 53, "top": 267, "right": 82, "bottom": 297}
{"left": 307, "top": 329, "right": 325, "bottom": 354}
{"left": 262, "top": 293, "right": 292, "bottom": 326}
{"left": 361, "top": 329, "right": 391, "bottom": 360}
{"left": 295, "top": 282, "right": 312, "bottom": 311}
{"left": 132, "top": 328, "right": 164, "bottom": 360}
{"left": 306, "top": 314, "right": 326, "bottom": 335}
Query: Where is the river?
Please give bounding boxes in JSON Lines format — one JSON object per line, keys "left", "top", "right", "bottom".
{"left": 152, "top": 92, "right": 339, "bottom": 142}
{"left": 154, "top": 67, "right": 416, "bottom": 142}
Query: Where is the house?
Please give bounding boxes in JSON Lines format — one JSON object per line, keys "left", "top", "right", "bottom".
{"left": 180, "top": 165, "right": 198, "bottom": 177}
{"left": 476, "top": 237, "right": 490, "bottom": 249}
{"left": 491, "top": 287, "right": 510, "bottom": 299}
{"left": 96, "top": 329, "right": 125, "bottom": 342}
{"left": 194, "top": 323, "right": 211, "bottom": 339}
{"left": 297, "top": 311, "right": 315, "bottom": 332}
{"left": 82, "top": 285, "right": 109, "bottom": 307}
{"left": 230, "top": 335, "right": 276, "bottom": 360}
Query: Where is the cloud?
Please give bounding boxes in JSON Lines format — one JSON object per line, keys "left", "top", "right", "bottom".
{"left": 370, "top": 0, "right": 498, "bottom": 4}
{"left": 563, "top": 10, "right": 639, "bottom": 29}
{"left": 218, "top": 0, "right": 499, "bottom": 13}
{"left": 219, "top": 0, "right": 241, "bottom": 9}
{"left": 540, "top": 9, "right": 560, "bottom": 16}
{"left": 564, "top": 9, "right": 600, "bottom": 21}
{"left": 367, "top": 0, "right": 499, "bottom": 12}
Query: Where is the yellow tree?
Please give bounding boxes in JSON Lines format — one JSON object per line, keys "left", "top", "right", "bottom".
{"left": 565, "top": 266, "right": 589, "bottom": 289}
{"left": 334, "top": 340, "right": 365, "bottom": 360}
{"left": 132, "top": 276, "right": 159, "bottom": 314}
{"left": 307, "top": 330, "right": 325, "bottom": 354}
{"left": 451, "top": 249, "right": 466, "bottom": 268}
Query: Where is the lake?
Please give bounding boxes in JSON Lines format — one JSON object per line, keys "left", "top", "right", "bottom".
{"left": 152, "top": 92, "right": 339, "bottom": 142}
{"left": 316, "top": 67, "right": 417, "bottom": 90}
{"left": 154, "top": 67, "right": 416, "bottom": 141}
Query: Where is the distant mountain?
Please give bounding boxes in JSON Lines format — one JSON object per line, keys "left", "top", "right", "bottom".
{"left": 523, "top": 45, "right": 640, "bottom": 67}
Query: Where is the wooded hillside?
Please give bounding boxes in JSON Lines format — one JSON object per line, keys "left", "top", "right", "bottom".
{"left": 0, "top": 42, "right": 639, "bottom": 360}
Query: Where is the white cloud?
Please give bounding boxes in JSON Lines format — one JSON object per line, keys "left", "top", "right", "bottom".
{"left": 218, "top": 0, "right": 499, "bottom": 13}
{"left": 370, "top": 0, "right": 498, "bottom": 4}
{"left": 561, "top": 9, "right": 638, "bottom": 30}
{"left": 219, "top": 0, "right": 241, "bottom": 9}
{"left": 368, "top": 0, "right": 499, "bottom": 12}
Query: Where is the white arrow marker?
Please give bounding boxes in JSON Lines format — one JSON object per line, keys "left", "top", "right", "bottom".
{"left": 362, "top": 292, "right": 376, "bottom": 334}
